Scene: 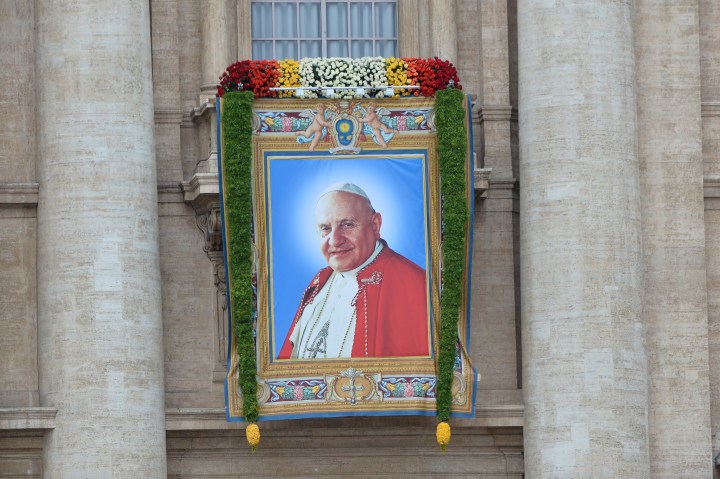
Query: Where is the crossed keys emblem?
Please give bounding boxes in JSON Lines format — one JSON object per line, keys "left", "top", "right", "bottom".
{"left": 325, "top": 367, "right": 381, "bottom": 405}
{"left": 340, "top": 368, "right": 364, "bottom": 405}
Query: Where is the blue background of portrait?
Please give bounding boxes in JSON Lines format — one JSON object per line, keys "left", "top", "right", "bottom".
{"left": 266, "top": 153, "right": 429, "bottom": 358}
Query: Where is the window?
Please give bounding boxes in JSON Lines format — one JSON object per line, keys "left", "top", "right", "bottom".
{"left": 252, "top": 1, "right": 397, "bottom": 59}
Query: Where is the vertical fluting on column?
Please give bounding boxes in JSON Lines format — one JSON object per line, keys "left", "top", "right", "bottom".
{"left": 634, "top": 2, "right": 712, "bottom": 477}
{"left": 429, "top": 0, "right": 458, "bottom": 65}
{"left": 518, "top": 2, "right": 648, "bottom": 477}
{"left": 398, "top": 0, "right": 421, "bottom": 58}
{"left": 416, "top": 0, "right": 431, "bottom": 58}
{"left": 200, "top": 0, "right": 237, "bottom": 98}
{"left": 35, "top": 1, "right": 166, "bottom": 476}
{"left": 196, "top": 0, "right": 237, "bottom": 174}
{"left": 237, "top": 0, "right": 252, "bottom": 61}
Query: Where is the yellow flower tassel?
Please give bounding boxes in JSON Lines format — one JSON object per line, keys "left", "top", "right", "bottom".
{"left": 246, "top": 423, "right": 260, "bottom": 453}
{"left": 436, "top": 421, "right": 451, "bottom": 452}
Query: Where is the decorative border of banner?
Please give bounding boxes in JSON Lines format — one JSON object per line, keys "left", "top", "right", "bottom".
{"left": 221, "top": 96, "right": 476, "bottom": 421}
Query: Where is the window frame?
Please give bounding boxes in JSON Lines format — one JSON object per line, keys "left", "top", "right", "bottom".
{"left": 251, "top": 0, "right": 398, "bottom": 59}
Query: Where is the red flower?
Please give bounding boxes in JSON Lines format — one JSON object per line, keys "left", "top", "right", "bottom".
{"left": 216, "top": 60, "right": 283, "bottom": 98}
{"left": 248, "top": 60, "right": 281, "bottom": 98}
{"left": 402, "top": 57, "right": 462, "bottom": 97}
{"left": 217, "top": 60, "right": 253, "bottom": 97}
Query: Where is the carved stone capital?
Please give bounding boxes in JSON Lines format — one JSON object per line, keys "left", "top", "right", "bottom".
{"left": 196, "top": 204, "right": 224, "bottom": 254}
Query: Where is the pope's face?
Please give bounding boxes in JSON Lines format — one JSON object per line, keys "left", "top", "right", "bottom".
{"left": 315, "top": 191, "right": 382, "bottom": 272}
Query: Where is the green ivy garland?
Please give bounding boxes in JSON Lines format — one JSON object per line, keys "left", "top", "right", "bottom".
{"left": 221, "top": 91, "right": 259, "bottom": 422}
{"left": 222, "top": 90, "right": 468, "bottom": 424}
{"left": 434, "top": 88, "right": 469, "bottom": 422}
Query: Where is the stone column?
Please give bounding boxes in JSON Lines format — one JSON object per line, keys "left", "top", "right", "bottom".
{"left": 429, "top": 0, "right": 457, "bottom": 65}
{"left": 634, "top": 2, "right": 712, "bottom": 476}
{"left": 398, "top": 0, "right": 421, "bottom": 58}
{"left": 237, "top": 0, "right": 252, "bottom": 61}
{"left": 200, "top": 0, "right": 237, "bottom": 100}
{"left": 518, "top": 2, "right": 648, "bottom": 477}
{"left": 417, "top": 0, "right": 431, "bottom": 58}
{"left": 35, "top": 1, "right": 166, "bottom": 476}
{"left": 196, "top": 0, "right": 237, "bottom": 175}
{"left": 700, "top": 0, "right": 720, "bottom": 469}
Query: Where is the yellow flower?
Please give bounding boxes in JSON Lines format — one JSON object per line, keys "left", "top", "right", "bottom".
{"left": 264, "top": 117, "right": 275, "bottom": 126}
{"left": 386, "top": 57, "right": 408, "bottom": 96}
{"left": 436, "top": 421, "right": 451, "bottom": 452}
{"left": 278, "top": 59, "right": 300, "bottom": 97}
{"left": 246, "top": 423, "right": 260, "bottom": 453}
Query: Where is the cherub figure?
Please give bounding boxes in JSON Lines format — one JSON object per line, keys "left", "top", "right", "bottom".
{"left": 359, "top": 104, "right": 399, "bottom": 148}
{"left": 296, "top": 104, "right": 330, "bottom": 151}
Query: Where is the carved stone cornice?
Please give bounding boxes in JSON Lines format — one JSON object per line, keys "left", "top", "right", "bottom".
{"left": 157, "top": 182, "right": 184, "bottom": 204}
{"left": 164, "top": 404, "right": 524, "bottom": 430}
{"left": 0, "top": 182, "right": 39, "bottom": 205}
{"left": 702, "top": 102, "right": 720, "bottom": 117}
{"left": 474, "top": 405, "right": 524, "bottom": 427}
{"left": 191, "top": 96, "right": 217, "bottom": 122}
{"left": 0, "top": 407, "right": 57, "bottom": 430}
{"left": 489, "top": 177, "right": 519, "bottom": 190}
{"left": 165, "top": 408, "right": 244, "bottom": 430}
{"left": 479, "top": 105, "right": 518, "bottom": 123}
{"left": 180, "top": 111, "right": 195, "bottom": 129}
{"left": 480, "top": 177, "right": 520, "bottom": 202}
{"left": 704, "top": 176, "right": 720, "bottom": 198}
{"left": 154, "top": 108, "right": 184, "bottom": 124}
{"left": 181, "top": 173, "right": 220, "bottom": 212}
{"left": 474, "top": 168, "right": 492, "bottom": 199}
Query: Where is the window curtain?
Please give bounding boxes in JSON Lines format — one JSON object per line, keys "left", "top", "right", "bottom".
{"left": 300, "top": 3, "right": 322, "bottom": 57}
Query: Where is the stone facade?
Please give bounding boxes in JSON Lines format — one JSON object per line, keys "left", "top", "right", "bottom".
{"left": 0, "top": 0, "right": 717, "bottom": 477}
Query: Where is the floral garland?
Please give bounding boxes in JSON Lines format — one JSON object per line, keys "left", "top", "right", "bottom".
{"left": 220, "top": 61, "right": 467, "bottom": 453}
{"left": 217, "top": 56, "right": 461, "bottom": 98}
{"left": 433, "top": 87, "right": 469, "bottom": 451}
{"left": 221, "top": 92, "right": 260, "bottom": 445}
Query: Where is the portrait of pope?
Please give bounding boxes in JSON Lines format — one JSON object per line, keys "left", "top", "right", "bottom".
{"left": 277, "top": 182, "right": 430, "bottom": 359}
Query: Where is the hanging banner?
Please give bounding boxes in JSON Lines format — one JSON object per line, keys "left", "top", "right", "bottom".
{"left": 220, "top": 95, "right": 476, "bottom": 421}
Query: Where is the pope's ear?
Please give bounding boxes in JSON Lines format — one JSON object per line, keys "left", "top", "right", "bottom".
{"left": 371, "top": 212, "right": 382, "bottom": 238}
